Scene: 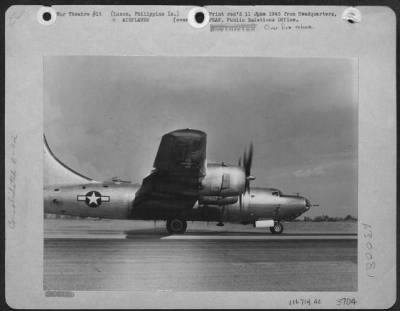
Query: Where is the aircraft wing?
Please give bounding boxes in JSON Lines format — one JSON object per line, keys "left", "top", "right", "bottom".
{"left": 133, "top": 129, "right": 206, "bottom": 209}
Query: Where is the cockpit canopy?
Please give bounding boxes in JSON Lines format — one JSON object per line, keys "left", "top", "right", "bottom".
{"left": 259, "top": 187, "right": 282, "bottom": 197}
{"left": 271, "top": 190, "right": 281, "bottom": 197}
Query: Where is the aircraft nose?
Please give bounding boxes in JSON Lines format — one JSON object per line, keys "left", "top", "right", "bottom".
{"left": 304, "top": 198, "right": 311, "bottom": 210}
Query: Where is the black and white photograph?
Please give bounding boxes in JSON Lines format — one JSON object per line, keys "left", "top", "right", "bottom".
{"left": 5, "top": 5, "right": 396, "bottom": 309}
{"left": 43, "top": 56, "right": 358, "bottom": 291}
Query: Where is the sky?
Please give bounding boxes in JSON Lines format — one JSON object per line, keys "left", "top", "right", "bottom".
{"left": 44, "top": 56, "right": 357, "bottom": 217}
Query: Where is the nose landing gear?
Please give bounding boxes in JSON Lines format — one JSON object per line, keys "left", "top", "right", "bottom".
{"left": 270, "top": 221, "right": 284, "bottom": 234}
{"left": 166, "top": 218, "right": 187, "bottom": 234}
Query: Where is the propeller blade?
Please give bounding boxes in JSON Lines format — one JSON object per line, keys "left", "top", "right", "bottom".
{"left": 239, "top": 194, "right": 242, "bottom": 222}
{"left": 247, "top": 142, "right": 253, "bottom": 173}
{"left": 243, "top": 150, "right": 248, "bottom": 171}
{"left": 238, "top": 143, "right": 255, "bottom": 193}
{"left": 244, "top": 143, "right": 254, "bottom": 192}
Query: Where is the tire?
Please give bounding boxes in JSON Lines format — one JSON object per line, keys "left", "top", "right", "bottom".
{"left": 166, "top": 218, "right": 187, "bottom": 234}
{"left": 269, "top": 222, "right": 284, "bottom": 234}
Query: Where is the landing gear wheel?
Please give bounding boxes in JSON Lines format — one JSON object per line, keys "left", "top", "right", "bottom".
{"left": 166, "top": 218, "right": 187, "bottom": 234}
{"left": 270, "top": 222, "right": 284, "bottom": 234}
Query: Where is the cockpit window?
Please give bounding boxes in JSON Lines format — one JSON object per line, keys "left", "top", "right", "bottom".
{"left": 272, "top": 191, "right": 281, "bottom": 196}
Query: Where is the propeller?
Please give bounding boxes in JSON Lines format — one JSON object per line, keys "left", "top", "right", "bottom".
{"left": 238, "top": 143, "right": 255, "bottom": 220}
{"left": 239, "top": 193, "right": 243, "bottom": 222}
{"left": 242, "top": 142, "right": 255, "bottom": 193}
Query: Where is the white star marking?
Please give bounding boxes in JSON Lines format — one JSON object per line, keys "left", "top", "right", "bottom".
{"left": 87, "top": 192, "right": 100, "bottom": 205}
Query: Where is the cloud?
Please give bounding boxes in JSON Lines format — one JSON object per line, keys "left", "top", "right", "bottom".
{"left": 293, "top": 158, "right": 354, "bottom": 178}
{"left": 294, "top": 165, "right": 325, "bottom": 177}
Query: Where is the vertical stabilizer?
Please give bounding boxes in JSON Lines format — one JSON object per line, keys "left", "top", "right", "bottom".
{"left": 44, "top": 135, "right": 97, "bottom": 186}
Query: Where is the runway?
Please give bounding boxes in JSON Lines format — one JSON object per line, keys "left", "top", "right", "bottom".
{"left": 44, "top": 219, "right": 357, "bottom": 291}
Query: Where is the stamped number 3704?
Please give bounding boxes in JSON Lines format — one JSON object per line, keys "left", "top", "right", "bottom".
{"left": 363, "top": 223, "right": 376, "bottom": 277}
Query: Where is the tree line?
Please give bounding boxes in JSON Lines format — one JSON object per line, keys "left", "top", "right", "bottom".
{"left": 302, "top": 214, "right": 357, "bottom": 222}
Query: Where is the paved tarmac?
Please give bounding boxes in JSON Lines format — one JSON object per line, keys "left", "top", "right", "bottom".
{"left": 44, "top": 219, "right": 357, "bottom": 291}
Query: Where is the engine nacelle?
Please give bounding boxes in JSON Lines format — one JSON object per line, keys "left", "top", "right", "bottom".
{"left": 199, "top": 163, "right": 246, "bottom": 197}
{"left": 198, "top": 195, "right": 238, "bottom": 205}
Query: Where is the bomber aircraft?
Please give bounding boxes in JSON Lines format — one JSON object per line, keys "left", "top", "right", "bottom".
{"left": 44, "top": 129, "right": 316, "bottom": 234}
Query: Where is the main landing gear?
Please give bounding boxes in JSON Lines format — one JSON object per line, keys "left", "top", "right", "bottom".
{"left": 166, "top": 218, "right": 187, "bottom": 234}
{"left": 270, "top": 222, "right": 284, "bottom": 234}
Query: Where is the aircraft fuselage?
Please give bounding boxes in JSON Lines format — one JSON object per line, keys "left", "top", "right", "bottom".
{"left": 44, "top": 183, "right": 138, "bottom": 219}
{"left": 44, "top": 183, "right": 309, "bottom": 224}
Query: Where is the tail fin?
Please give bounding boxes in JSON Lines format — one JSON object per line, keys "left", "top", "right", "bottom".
{"left": 44, "top": 135, "right": 97, "bottom": 186}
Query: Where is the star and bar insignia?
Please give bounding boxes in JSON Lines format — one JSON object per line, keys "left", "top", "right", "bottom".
{"left": 77, "top": 191, "right": 110, "bottom": 208}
